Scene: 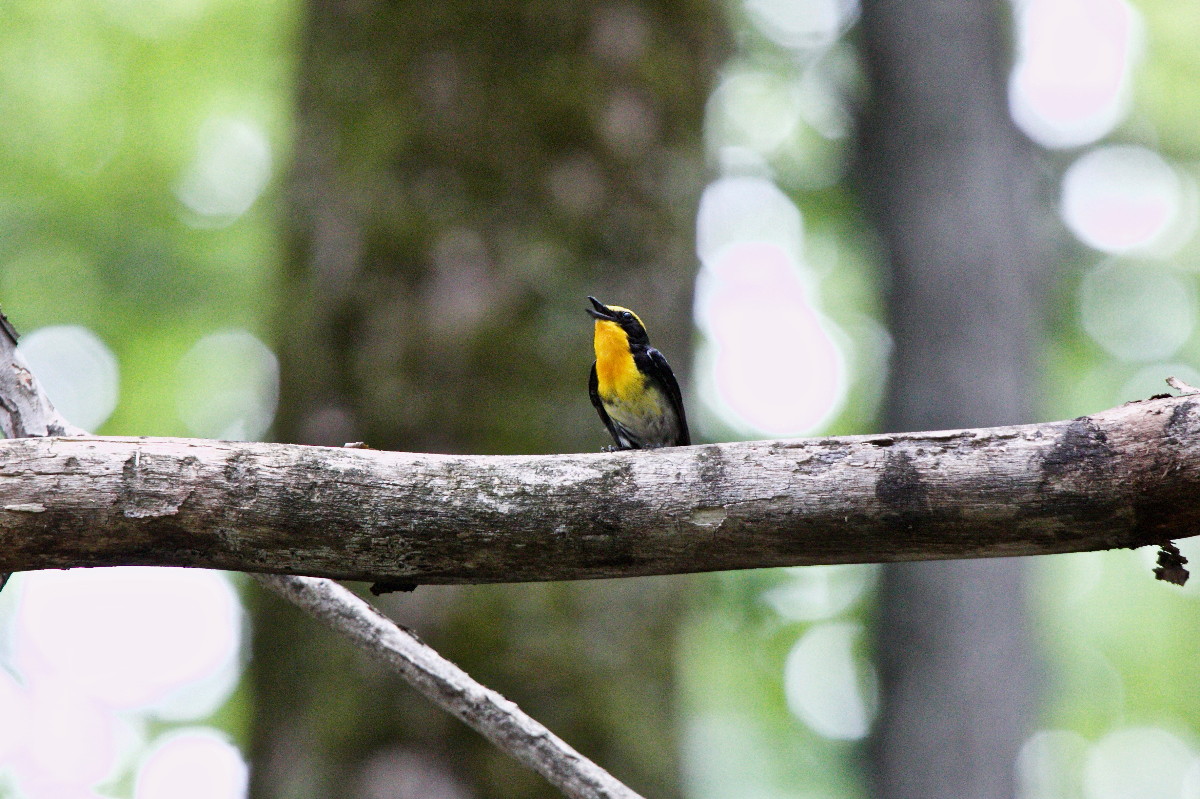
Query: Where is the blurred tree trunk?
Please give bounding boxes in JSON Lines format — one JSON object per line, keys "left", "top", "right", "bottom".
{"left": 856, "top": 1, "right": 1048, "bottom": 798}
{"left": 249, "top": 1, "right": 723, "bottom": 798}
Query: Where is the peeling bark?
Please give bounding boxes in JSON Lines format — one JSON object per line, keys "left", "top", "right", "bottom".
{"left": 2, "top": 394, "right": 1197, "bottom": 581}
{"left": 0, "top": 340, "right": 85, "bottom": 440}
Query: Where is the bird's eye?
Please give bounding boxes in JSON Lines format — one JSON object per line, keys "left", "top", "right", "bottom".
{"left": 620, "top": 311, "right": 633, "bottom": 322}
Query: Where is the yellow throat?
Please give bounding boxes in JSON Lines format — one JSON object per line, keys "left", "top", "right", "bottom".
{"left": 593, "top": 319, "right": 641, "bottom": 398}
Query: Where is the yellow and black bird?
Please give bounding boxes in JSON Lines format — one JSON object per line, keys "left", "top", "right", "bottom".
{"left": 587, "top": 296, "right": 690, "bottom": 450}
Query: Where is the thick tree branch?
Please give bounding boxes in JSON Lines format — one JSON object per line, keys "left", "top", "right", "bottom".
{"left": 0, "top": 394, "right": 1197, "bottom": 581}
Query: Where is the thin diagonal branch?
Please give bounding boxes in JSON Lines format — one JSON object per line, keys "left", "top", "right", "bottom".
{"left": 0, "top": 307, "right": 643, "bottom": 799}
{"left": 255, "top": 574, "right": 644, "bottom": 799}
{"left": 0, "top": 310, "right": 86, "bottom": 439}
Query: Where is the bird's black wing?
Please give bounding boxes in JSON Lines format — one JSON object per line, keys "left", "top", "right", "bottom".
{"left": 589, "top": 361, "right": 622, "bottom": 447}
{"left": 646, "top": 347, "right": 690, "bottom": 446}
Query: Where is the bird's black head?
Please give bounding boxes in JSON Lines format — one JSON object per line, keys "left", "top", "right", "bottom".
{"left": 587, "top": 296, "right": 650, "bottom": 346}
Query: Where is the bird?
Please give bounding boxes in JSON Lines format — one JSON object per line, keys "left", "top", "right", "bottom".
{"left": 586, "top": 296, "right": 690, "bottom": 450}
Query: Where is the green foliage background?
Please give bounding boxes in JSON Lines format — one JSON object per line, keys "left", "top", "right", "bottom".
{"left": 2, "top": 0, "right": 1200, "bottom": 796}
{"left": 0, "top": 0, "right": 296, "bottom": 437}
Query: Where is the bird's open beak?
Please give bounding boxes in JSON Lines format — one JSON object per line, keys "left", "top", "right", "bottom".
{"left": 586, "top": 296, "right": 617, "bottom": 321}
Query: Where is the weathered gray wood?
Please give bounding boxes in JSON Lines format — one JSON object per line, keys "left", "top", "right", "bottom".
{"left": 0, "top": 320, "right": 86, "bottom": 440}
{"left": 255, "top": 574, "right": 644, "bottom": 799}
{"left": 0, "top": 310, "right": 646, "bottom": 799}
{"left": 0, "top": 311, "right": 86, "bottom": 592}
{"left": 1, "top": 393, "right": 1196, "bottom": 581}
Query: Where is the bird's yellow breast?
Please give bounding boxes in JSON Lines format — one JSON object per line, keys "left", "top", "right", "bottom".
{"left": 593, "top": 320, "right": 642, "bottom": 399}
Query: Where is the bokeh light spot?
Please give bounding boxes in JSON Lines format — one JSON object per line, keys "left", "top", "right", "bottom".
{"left": 683, "top": 713, "right": 786, "bottom": 799}
{"left": 176, "top": 329, "right": 280, "bottom": 440}
{"left": 176, "top": 117, "right": 272, "bottom": 225}
{"left": 783, "top": 621, "right": 876, "bottom": 740}
{"left": 1018, "top": 729, "right": 1090, "bottom": 799}
{"left": 135, "top": 730, "right": 248, "bottom": 799}
{"left": 696, "top": 240, "right": 846, "bottom": 435}
{"left": 695, "top": 178, "right": 847, "bottom": 435}
{"left": 745, "top": 0, "right": 858, "bottom": 51}
{"left": 0, "top": 667, "right": 28, "bottom": 764}
{"left": 705, "top": 70, "right": 802, "bottom": 157}
{"left": 16, "top": 680, "right": 121, "bottom": 795}
{"left": 1077, "top": 261, "right": 1195, "bottom": 362}
{"left": 1083, "top": 727, "right": 1195, "bottom": 799}
{"left": 697, "top": 176, "right": 803, "bottom": 266}
{"left": 1009, "top": 0, "right": 1139, "bottom": 148}
{"left": 15, "top": 568, "right": 241, "bottom": 714}
{"left": 1061, "top": 146, "right": 1182, "bottom": 253}
{"left": 762, "top": 564, "right": 879, "bottom": 621}
{"left": 19, "top": 325, "right": 119, "bottom": 430}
